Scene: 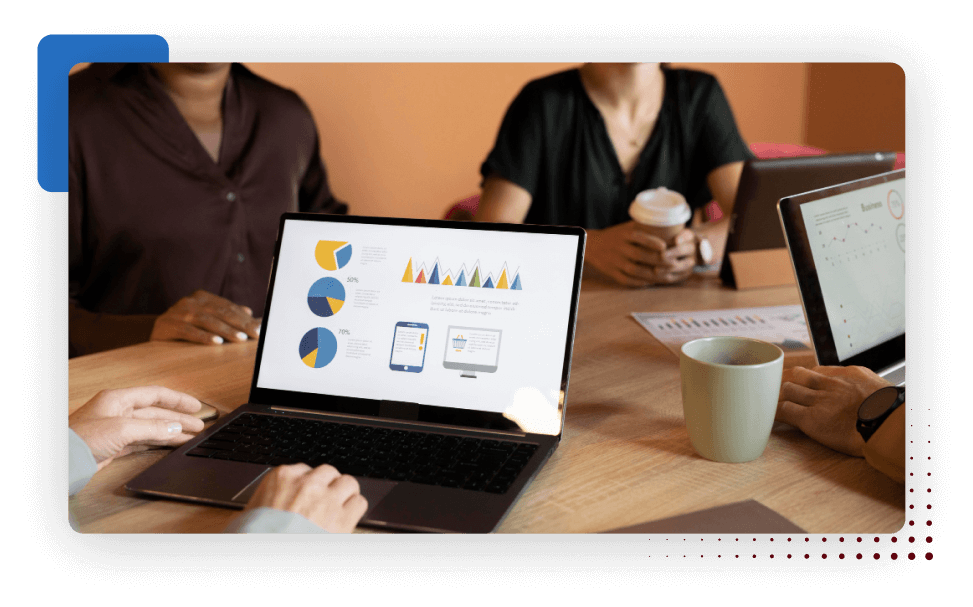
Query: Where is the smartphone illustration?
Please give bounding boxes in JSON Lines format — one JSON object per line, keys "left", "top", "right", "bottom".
{"left": 389, "top": 322, "right": 430, "bottom": 373}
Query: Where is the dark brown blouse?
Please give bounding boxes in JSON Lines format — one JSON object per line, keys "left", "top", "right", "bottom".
{"left": 69, "top": 63, "right": 346, "bottom": 357}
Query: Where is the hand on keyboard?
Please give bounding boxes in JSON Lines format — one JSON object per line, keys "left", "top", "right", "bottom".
{"left": 244, "top": 463, "right": 368, "bottom": 533}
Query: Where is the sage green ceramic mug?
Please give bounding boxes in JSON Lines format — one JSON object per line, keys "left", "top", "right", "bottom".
{"left": 679, "top": 336, "right": 785, "bottom": 463}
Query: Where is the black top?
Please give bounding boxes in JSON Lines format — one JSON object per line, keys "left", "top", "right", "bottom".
{"left": 69, "top": 63, "right": 346, "bottom": 356}
{"left": 480, "top": 67, "right": 753, "bottom": 229}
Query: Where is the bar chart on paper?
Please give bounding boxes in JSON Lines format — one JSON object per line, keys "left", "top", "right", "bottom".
{"left": 631, "top": 305, "right": 812, "bottom": 357}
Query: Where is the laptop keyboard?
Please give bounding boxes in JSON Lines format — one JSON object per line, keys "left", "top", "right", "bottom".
{"left": 185, "top": 413, "right": 539, "bottom": 494}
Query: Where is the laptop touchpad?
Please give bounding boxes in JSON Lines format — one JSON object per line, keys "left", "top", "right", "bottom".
{"left": 358, "top": 478, "right": 396, "bottom": 518}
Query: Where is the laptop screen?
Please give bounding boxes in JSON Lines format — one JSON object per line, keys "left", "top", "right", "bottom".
{"left": 252, "top": 216, "right": 584, "bottom": 435}
{"left": 779, "top": 169, "right": 905, "bottom": 368}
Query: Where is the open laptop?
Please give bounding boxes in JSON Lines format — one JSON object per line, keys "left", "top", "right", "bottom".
{"left": 778, "top": 169, "right": 905, "bottom": 385}
{"left": 720, "top": 152, "right": 896, "bottom": 287}
{"left": 127, "top": 214, "right": 586, "bottom": 532}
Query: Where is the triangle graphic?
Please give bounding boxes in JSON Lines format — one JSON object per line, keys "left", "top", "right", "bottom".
{"left": 483, "top": 274, "right": 495, "bottom": 289}
{"left": 429, "top": 259, "right": 440, "bottom": 285}
{"left": 401, "top": 258, "right": 414, "bottom": 283}
{"left": 497, "top": 264, "right": 509, "bottom": 289}
{"left": 510, "top": 273, "right": 522, "bottom": 290}
{"left": 470, "top": 265, "right": 481, "bottom": 288}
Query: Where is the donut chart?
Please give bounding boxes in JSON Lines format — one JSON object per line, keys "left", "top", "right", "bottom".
{"left": 307, "top": 277, "right": 346, "bottom": 317}
{"left": 299, "top": 328, "right": 338, "bottom": 368}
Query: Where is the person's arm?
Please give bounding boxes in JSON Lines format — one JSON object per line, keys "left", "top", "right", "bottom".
{"left": 68, "top": 429, "right": 99, "bottom": 496}
{"left": 68, "top": 385, "right": 204, "bottom": 531}
{"left": 475, "top": 176, "right": 532, "bottom": 223}
{"left": 777, "top": 365, "right": 904, "bottom": 482}
{"left": 686, "top": 71, "right": 751, "bottom": 261}
{"left": 68, "top": 146, "right": 158, "bottom": 357}
{"left": 692, "top": 160, "right": 745, "bottom": 262}
{"left": 861, "top": 405, "right": 905, "bottom": 483}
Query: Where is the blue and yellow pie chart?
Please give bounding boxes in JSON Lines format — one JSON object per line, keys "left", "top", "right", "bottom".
{"left": 307, "top": 277, "right": 346, "bottom": 317}
{"left": 316, "top": 240, "right": 353, "bottom": 271}
{"left": 299, "top": 327, "right": 338, "bottom": 368}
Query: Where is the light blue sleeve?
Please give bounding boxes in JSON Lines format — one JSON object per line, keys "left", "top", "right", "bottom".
{"left": 69, "top": 429, "right": 98, "bottom": 496}
{"left": 223, "top": 507, "right": 329, "bottom": 534}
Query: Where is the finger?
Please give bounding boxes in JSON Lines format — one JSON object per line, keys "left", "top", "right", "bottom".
{"left": 673, "top": 228, "right": 695, "bottom": 246}
{"left": 306, "top": 463, "right": 343, "bottom": 488}
{"left": 109, "top": 386, "right": 202, "bottom": 414}
{"left": 619, "top": 261, "right": 660, "bottom": 283}
{"left": 327, "top": 474, "right": 362, "bottom": 505}
{"left": 117, "top": 418, "right": 188, "bottom": 447}
{"left": 653, "top": 260, "right": 694, "bottom": 284}
{"left": 779, "top": 381, "right": 818, "bottom": 408}
{"left": 787, "top": 366, "right": 827, "bottom": 390}
{"left": 622, "top": 243, "right": 665, "bottom": 266}
{"left": 193, "top": 313, "right": 251, "bottom": 343}
{"left": 662, "top": 241, "right": 696, "bottom": 262}
{"left": 159, "top": 315, "right": 223, "bottom": 345}
{"left": 200, "top": 297, "right": 260, "bottom": 338}
{"left": 628, "top": 229, "right": 668, "bottom": 252}
{"left": 130, "top": 407, "right": 205, "bottom": 432}
{"left": 336, "top": 494, "right": 369, "bottom": 531}
{"left": 776, "top": 400, "right": 809, "bottom": 426}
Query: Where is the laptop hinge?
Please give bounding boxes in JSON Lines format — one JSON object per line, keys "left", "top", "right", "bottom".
{"left": 268, "top": 406, "right": 528, "bottom": 437}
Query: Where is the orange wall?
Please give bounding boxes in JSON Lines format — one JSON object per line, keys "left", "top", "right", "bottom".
{"left": 804, "top": 63, "right": 905, "bottom": 154}
{"left": 73, "top": 63, "right": 903, "bottom": 218}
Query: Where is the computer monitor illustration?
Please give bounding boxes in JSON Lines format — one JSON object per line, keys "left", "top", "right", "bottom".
{"left": 443, "top": 326, "right": 502, "bottom": 378}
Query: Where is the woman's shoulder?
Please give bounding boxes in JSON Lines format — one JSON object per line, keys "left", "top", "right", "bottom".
{"left": 663, "top": 66, "right": 721, "bottom": 92}
{"left": 515, "top": 68, "right": 584, "bottom": 106}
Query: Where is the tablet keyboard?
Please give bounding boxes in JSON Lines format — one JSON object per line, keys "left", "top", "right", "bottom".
{"left": 185, "top": 413, "right": 538, "bottom": 494}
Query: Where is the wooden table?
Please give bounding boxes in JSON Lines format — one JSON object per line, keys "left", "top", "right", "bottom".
{"left": 68, "top": 274, "right": 904, "bottom": 533}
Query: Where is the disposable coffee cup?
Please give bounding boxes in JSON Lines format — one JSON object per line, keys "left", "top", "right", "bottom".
{"left": 679, "top": 337, "right": 784, "bottom": 463}
{"left": 629, "top": 187, "right": 692, "bottom": 245}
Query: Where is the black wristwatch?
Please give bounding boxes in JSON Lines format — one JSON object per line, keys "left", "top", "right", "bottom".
{"left": 856, "top": 385, "right": 905, "bottom": 442}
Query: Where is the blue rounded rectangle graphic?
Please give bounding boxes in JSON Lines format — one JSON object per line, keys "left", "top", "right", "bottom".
{"left": 37, "top": 34, "right": 169, "bottom": 192}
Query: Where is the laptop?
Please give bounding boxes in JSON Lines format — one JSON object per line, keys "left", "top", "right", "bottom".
{"left": 127, "top": 214, "right": 586, "bottom": 532}
{"left": 778, "top": 169, "right": 905, "bottom": 385}
{"left": 720, "top": 152, "right": 896, "bottom": 288}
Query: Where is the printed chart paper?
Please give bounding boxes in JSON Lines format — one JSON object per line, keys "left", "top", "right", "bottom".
{"left": 631, "top": 305, "right": 812, "bottom": 357}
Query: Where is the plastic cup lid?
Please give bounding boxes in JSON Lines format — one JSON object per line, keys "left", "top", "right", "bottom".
{"left": 630, "top": 187, "right": 692, "bottom": 226}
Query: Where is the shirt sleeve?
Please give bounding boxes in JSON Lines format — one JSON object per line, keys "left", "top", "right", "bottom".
{"left": 68, "top": 144, "right": 157, "bottom": 357}
{"left": 68, "top": 429, "right": 98, "bottom": 532}
{"left": 69, "top": 429, "right": 98, "bottom": 496}
{"left": 298, "top": 122, "right": 347, "bottom": 215}
{"left": 862, "top": 405, "right": 905, "bottom": 483}
{"left": 223, "top": 507, "right": 330, "bottom": 533}
{"left": 687, "top": 74, "right": 754, "bottom": 206}
{"left": 479, "top": 83, "right": 546, "bottom": 197}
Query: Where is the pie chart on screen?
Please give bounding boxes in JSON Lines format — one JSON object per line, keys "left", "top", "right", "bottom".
{"left": 299, "top": 328, "right": 338, "bottom": 368}
{"left": 315, "top": 240, "right": 353, "bottom": 271}
{"left": 307, "top": 277, "right": 346, "bottom": 317}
